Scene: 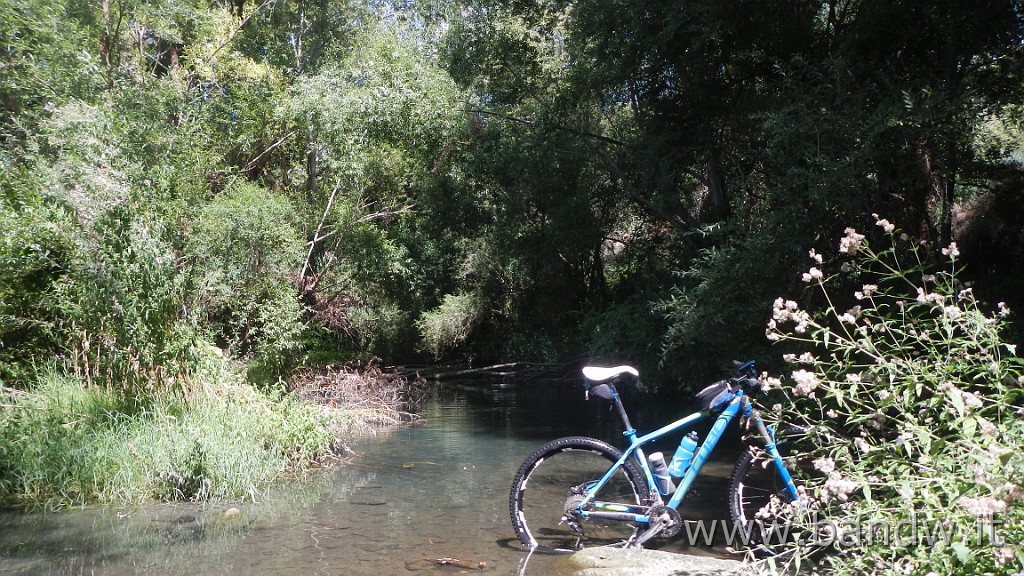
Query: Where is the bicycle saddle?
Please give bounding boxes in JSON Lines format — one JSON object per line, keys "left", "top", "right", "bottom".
{"left": 582, "top": 365, "right": 639, "bottom": 382}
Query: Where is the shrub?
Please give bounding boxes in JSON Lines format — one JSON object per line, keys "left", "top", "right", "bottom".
{"left": 188, "top": 181, "right": 305, "bottom": 371}
{"left": 761, "top": 216, "right": 1024, "bottom": 574}
{"left": 416, "top": 292, "right": 486, "bottom": 358}
{"left": 51, "top": 213, "right": 196, "bottom": 398}
{"left": 0, "top": 184, "right": 72, "bottom": 384}
{"left": 0, "top": 365, "right": 344, "bottom": 508}
{"left": 655, "top": 219, "right": 813, "bottom": 388}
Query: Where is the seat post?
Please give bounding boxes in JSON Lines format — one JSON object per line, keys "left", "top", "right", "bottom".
{"left": 610, "top": 386, "right": 634, "bottom": 433}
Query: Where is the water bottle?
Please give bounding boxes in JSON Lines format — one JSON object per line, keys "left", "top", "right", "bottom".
{"left": 648, "top": 452, "right": 676, "bottom": 495}
{"left": 668, "top": 432, "right": 699, "bottom": 478}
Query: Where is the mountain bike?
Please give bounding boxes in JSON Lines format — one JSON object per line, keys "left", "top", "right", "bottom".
{"left": 508, "top": 361, "right": 804, "bottom": 553}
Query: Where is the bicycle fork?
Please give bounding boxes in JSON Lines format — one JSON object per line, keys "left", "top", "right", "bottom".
{"left": 742, "top": 396, "right": 801, "bottom": 502}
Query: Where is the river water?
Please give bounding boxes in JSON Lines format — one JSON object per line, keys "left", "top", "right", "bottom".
{"left": 0, "top": 379, "right": 741, "bottom": 575}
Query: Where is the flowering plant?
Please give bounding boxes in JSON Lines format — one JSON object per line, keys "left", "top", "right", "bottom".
{"left": 760, "top": 216, "right": 1024, "bottom": 575}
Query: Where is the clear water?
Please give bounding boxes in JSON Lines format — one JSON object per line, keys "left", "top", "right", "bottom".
{"left": 0, "top": 380, "right": 741, "bottom": 575}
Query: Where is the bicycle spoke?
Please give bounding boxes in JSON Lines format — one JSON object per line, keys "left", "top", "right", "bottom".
{"left": 510, "top": 438, "right": 646, "bottom": 552}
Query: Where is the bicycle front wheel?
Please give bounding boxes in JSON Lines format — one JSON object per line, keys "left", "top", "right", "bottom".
{"left": 509, "top": 436, "right": 649, "bottom": 552}
{"left": 728, "top": 447, "right": 798, "bottom": 551}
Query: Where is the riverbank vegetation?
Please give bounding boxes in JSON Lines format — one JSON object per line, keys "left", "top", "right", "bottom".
{"left": 1, "top": 0, "right": 1023, "bottom": 558}
{"left": 0, "top": 368, "right": 339, "bottom": 508}
{"left": 0, "top": 355, "right": 422, "bottom": 508}
{"left": 762, "top": 221, "right": 1024, "bottom": 574}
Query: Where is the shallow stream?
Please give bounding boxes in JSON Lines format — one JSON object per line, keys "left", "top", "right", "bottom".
{"left": 0, "top": 379, "right": 741, "bottom": 575}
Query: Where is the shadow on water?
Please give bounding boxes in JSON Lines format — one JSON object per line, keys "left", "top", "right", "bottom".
{"left": 0, "top": 378, "right": 747, "bottom": 575}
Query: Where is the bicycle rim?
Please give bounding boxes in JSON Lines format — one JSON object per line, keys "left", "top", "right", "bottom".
{"left": 728, "top": 449, "right": 796, "bottom": 550}
{"left": 509, "top": 437, "right": 647, "bottom": 552}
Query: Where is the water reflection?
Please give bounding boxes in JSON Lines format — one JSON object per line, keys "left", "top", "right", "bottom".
{"left": 0, "top": 380, "right": 740, "bottom": 575}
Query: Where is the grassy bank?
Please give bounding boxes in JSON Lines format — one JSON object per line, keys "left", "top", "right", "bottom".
{"left": 0, "top": 364, "right": 386, "bottom": 509}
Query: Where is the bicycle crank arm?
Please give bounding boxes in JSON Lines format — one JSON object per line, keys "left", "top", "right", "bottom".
{"left": 625, "top": 509, "right": 675, "bottom": 548}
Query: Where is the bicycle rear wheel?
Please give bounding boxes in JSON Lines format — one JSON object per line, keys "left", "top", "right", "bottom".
{"left": 509, "top": 436, "right": 649, "bottom": 552}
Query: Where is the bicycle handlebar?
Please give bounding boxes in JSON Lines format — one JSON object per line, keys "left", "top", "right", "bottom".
{"left": 735, "top": 377, "right": 762, "bottom": 393}
{"left": 728, "top": 360, "right": 760, "bottom": 394}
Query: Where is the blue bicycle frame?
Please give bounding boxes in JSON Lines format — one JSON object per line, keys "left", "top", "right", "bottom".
{"left": 576, "top": 387, "right": 799, "bottom": 538}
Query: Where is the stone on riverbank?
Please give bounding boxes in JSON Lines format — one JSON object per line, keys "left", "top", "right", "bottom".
{"left": 570, "top": 547, "right": 746, "bottom": 576}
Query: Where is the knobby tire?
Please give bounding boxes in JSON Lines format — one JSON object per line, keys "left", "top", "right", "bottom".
{"left": 509, "top": 436, "right": 648, "bottom": 553}
{"left": 728, "top": 447, "right": 797, "bottom": 553}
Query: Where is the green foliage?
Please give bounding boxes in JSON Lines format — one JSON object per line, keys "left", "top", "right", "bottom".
{"left": 761, "top": 218, "right": 1024, "bottom": 574}
{"left": 416, "top": 292, "right": 486, "bottom": 358}
{"left": 0, "top": 0, "right": 105, "bottom": 131}
{"left": 4, "top": 0, "right": 1024, "bottom": 514}
{"left": 277, "top": 25, "right": 469, "bottom": 358}
{"left": 230, "top": 0, "right": 368, "bottom": 75}
{"left": 654, "top": 217, "right": 815, "bottom": 387}
{"left": 189, "top": 181, "right": 304, "bottom": 370}
{"left": 0, "top": 367, "right": 342, "bottom": 508}
{"left": 974, "top": 104, "right": 1024, "bottom": 168}
{"left": 0, "top": 178, "right": 71, "bottom": 383}
{"left": 582, "top": 293, "right": 665, "bottom": 382}
{"left": 53, "top": 213, "right": 196, "bottom": 397}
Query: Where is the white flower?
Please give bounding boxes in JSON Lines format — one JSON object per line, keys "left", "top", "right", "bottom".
{"left": 958, "top": 496, "right": 1007, "bottom": 517}
{"left": 822, "top": 471, "right": 859, "bottom": 501}
{"left": 802, "top": 267, "right": 823, "bottom": 283}
{"left": 809, "top": 248, "right": 823, "bottom": 264}
{"left": 813, "top": 457, "right": 836, "bottom": 474}
{"left": 942, "top": 306, "right": 963, "bottom": 320}
{"left": 1002, "top": 483, "right": 1024, "bottom": 503}
{"left": 963, "top": 392, "right": 983, "bottom": 408}
{"left": 873, "top": 214, "right": 895, "bottom": 233}
{"left": 998, "top": 302, "right": 1011, "bottom": 318}
{"left": 771, "top": 298, "right": 812, "bottom": 333}
{"left": 839, "top": 228, "right": 865, "bottom": 255}
{"left": 942, "top": 242, "right": 960, "bottom": 258}
{"left": 854, "top": 437, "right": 870, "bottom": 454}
{"left": 791, "top": 369, "right": 819, "bottom": 396}
{"left": 994, "top": 546, "right": 1016, "bottom": 566}
{"left": 979, "top": 418, "right": 997, "bottom": 436}
{"left": 854, "top": 284, "right": 878, "bottom": 300}
{"left": 916, "top": 288, "right": 944, "bottom": 305}
{"left": 866, "top": 412, "right": 886, "bottom": 430}
{"left": 783, "top": 353, "right": 797, "bottom": 363}
{"left": 846, "top": 373, "right": 861, "bottom": 383}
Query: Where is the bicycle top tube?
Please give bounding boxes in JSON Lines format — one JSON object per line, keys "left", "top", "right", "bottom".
{"left": 613, "top": 393, "right": 747, "bottom": 506}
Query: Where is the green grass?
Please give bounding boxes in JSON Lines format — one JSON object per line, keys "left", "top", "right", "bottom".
{"left": 0, "top": 368, "right": 351, "bottom": 509}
